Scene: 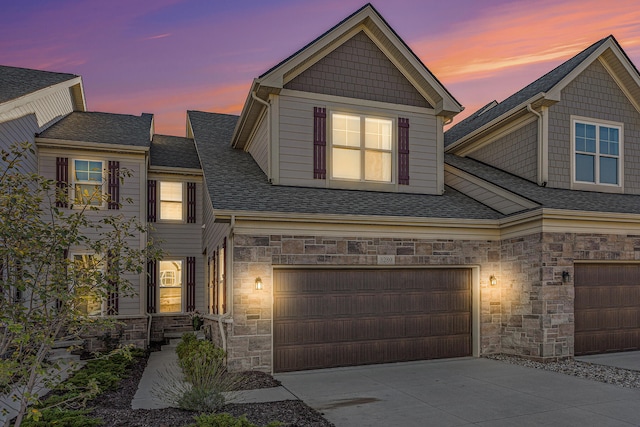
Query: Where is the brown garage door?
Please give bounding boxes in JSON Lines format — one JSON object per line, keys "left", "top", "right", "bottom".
{"left": 273, "top": 268, "right": 471, "bottom": 372}
{"left": 575, "top": 264, "right": 640, "bottom": 355}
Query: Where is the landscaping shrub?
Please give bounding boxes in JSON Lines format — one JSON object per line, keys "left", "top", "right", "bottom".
{"left": 20, "top": 408, "right": 101, "bottom": 427}
{"left": 190, "top": 413, "right": 281, "bottom": 427}
{"left": 155, "top": 334, "right": 243, "bottom": 412}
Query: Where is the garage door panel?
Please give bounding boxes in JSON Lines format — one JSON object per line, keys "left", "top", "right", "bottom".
{"left": 274, "top": 268, "right": 471, "bottom": 372}
{"left": 575, "top": 264, "right": 640, "bottom": 355}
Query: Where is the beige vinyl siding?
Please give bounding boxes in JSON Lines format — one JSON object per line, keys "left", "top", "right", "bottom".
{"left": 468, "top": 121, "right": 538, "bottom": 183}
{"left": 247, "top": 112, "right": 269, "bottom": 175}
{"left": 150, "top": 175, "right": 205, "bottom": 312}
{"left": 278, "top": 93, "right": 440, "bottom": 194}
{"left": 39, "top": 149, "right": 147, "bottom": 315}
{"left": 0, "top": 86, "right": 76, "bottom": 174}
{"left": 548, "top": 60, "right": 640, "bottom": 193}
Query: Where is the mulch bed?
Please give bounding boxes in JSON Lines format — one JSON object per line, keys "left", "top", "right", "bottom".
{"left": 88, "top": 351, "right": 333, "bottom": 427}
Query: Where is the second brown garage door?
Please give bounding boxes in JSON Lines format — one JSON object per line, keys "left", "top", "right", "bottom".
{"left": 273, "top": 268, "right": 471, "bottom": 372}
{"left": 575, "top": 263, "right": 640, "bottom": 355}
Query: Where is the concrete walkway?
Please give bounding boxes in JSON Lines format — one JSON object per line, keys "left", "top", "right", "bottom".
{"left": 276, "top": 357, "right": 640, "bottom": 427}
{"left": 577, "top": 351, "right": 640, "bottom": 372}
{"left": 131, "top": 340, "right": 296, "bottom": 409}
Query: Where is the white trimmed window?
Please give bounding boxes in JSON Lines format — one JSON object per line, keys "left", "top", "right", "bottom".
{"left": 159, "top": 182, "right": 183, "bottom": 220}
{"left": 573, "top": 119, "right": 622, "bottom": 186}
{"left": 331, "top": 113, "right": 393, "bottom": 183}
{"left": 159, "top": 259, "right": 182, "bottom": 313}
{"left": 73, "top": 160, "right": 104, "bottom": 206}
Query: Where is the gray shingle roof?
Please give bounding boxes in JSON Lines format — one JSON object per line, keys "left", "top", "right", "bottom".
{"left": 151, "top": 135, "right": 200, "bottom": 169}
{"left": 188, "top": 110, "right": 502, "bottom": 220}
{"left": 445, "top": 154, "right": 640, "bottom": 215}
{"left": 0, "top": 65, "right": 78, "bottom": 104}
{"left": 38, "top": 111, "right": 152, "bottom": 147}
{"left": 444, "top": 36, "right": 610, "bottom": 146}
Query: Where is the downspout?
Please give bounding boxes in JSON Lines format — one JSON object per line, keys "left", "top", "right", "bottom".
{"left": 527, "top": 104, "right": 546, "bottom": 186}
{"left": 251, "top": 91, "right": 271, "bottom": 179}
{"left": 146, "top": 312, "right": 152, "bottom": 348}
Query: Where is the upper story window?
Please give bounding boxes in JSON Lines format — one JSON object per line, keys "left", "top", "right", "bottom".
{"left": 159, "top": 181, "right": 183, "bottom": 220}
{"left": 573, "top": 118, "right": 622, "bottom": 187}
{"left": 73, "top": 160, "right": 104, "bottom": 206}
{"left": 331, "top": 113, "right": 393, "bottom": 183}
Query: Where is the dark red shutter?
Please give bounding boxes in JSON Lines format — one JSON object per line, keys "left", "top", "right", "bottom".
{"left": 106, "top": 250, "right": 118, "bottom": 315}
{"left": 186, "top": 257, "right": 196, "bottom": 312}
{"left": 313, "top": 107, "right": 327, "bottom": 179}
{"left": 147, "top": 180, "right": 157, "bottom": 222}
{"left": 108, "top": 161, "right": 120, "bottom": 210}
{"left": 187, "top": 182, "right": 196, "bottom": 223}
{"left": 221, "top": 238, "right": 227, "bottom": 313}
{"left": 398, "top": 118, "right": 410, "bottom": 185}
{"left": 56, "top": 157, "right": 69, "bottom": 208}
{"left": 146, "top": 260, "right": 157, "bottom": 313}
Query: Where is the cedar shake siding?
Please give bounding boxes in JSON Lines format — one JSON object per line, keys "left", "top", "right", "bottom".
{"left": 285, "top": 31, "right": 431, "bottom": 109}
{"left": 548, "top": 60, "right": 640, "bottom": 193}
{"left": 468, "top": 120, "right": 538, "bottom": 183}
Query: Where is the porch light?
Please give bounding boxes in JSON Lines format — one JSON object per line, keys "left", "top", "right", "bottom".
{"left": 255, "top": 277, "right": 263, "bottom": 290}
{"left": 562, "top": 271, "right": 570, "bottom": 283}
{"left": 489, "top": 275, "right": 497, "bottom": 286}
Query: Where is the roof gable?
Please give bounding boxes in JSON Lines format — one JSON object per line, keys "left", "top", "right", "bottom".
{"left": 0, "top": 65, "right": 79, "bottom": 104}
{"left": 285, "top": 31, "right": 432, "bottom": 108}
{"left": 445, "top": 35, "right": 640, "bottom": 151}
{"left": 232, "top": 3, "right": 461, "bottom": 149}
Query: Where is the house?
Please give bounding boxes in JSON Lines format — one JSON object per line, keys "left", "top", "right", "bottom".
{"left": 2, "top": 3, "right": 639, "bottom": 373}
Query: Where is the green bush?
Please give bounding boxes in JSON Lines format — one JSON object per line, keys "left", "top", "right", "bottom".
{"left": 176, "top": 335, "right": 226, "bottom": 384}
{"left": 190, "top": 413, "right": 281, "bottom": 427}
{"left": 21, "top": 408, "right": 102, "bottom": 427}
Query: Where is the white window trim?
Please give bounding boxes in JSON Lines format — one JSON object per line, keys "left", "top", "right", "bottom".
{"left": 328, "top": 110, "right": 397, "bottom": 191}
{"left": 158, "top": 258, "right": 184, "bottom": 313}
{"left": 69, "top": 252, "right": 106, "bottom": 316}
{"left": 72, "top": 159, "right": 106, "bottom": 208}
{"left": 158, "top": 181, "right": 186, "bottom": 223}
{"left": 570, "top": 115, "right": 624, "bottom": 193}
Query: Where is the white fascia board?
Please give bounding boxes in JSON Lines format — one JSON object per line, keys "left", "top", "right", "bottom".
{"left": 36, "top": 137, "right": 149, "bottom": 154}
{"left": 0, "top": 76, "right": 83, "bottom": 115}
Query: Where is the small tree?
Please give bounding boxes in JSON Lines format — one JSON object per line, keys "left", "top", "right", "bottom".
{"left": 0, "top": 142, "right": 161, "bottom": 426}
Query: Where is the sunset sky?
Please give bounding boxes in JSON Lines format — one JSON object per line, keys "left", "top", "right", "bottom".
{"left": 2, "top": 0, "right": 640, "bottom": 136}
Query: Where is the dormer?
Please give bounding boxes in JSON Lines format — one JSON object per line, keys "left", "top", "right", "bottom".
{"left": 231, "top": 4, "right": 462, "bottom": 195}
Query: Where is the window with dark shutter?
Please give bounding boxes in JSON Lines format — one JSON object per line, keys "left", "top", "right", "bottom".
{"left": 398, "top": 118, "right": 410, "bottom": 185}
{"left": 147, "top": 180, "right": 157, "bottom": 222}
{"left": 108, "top": 161, "right": 120, "bottom": 210}
{"left": 56, "top": 157, "right": 69, "bottom": 208}
{"left": 313, "top": 107, "right": 327, "bottom": 179}
{"left": 146, "top": 260, "right": 157, "bottom": 313}
{"left": 186, "top": 257, "right": 196, "bottom": 312}
{"left": 187, "top": 182, "right": 196, "bottom": 223}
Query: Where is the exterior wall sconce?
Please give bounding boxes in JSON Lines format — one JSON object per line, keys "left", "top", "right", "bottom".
{"left": 255, "top": 277, "right": 263, "bottom": 290}
{"left": 489, "top": 275, "right": 497, "bottom": 286}
{"left": 562, "top": 271, "right": 570, "bottom": 283}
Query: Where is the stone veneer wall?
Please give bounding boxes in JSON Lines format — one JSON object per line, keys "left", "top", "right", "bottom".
{"left": 229, "top": 234, "right": 502, "bottom": 372}
{"left": 81, "top": 316, "right": 148, "bottom": 352}
{"left": 225, "top": 231, "right": 640, "bottom": 371}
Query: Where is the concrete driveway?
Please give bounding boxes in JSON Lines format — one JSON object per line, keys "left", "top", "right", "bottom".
{"left": 275, "top": 357, "right": 640, "bottom": 426}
